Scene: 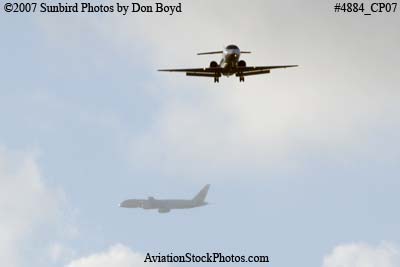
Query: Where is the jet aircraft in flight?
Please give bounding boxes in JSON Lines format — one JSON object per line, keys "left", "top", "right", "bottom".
{"left": 119, "top": 184, "right": 210, "bottom": 213}
{"left": 159, "top": 44, "right": 298, "bottom": 83}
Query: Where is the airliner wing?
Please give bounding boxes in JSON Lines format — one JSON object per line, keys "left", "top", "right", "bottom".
{"left": 158, "top": 67, "right": 222, "bottom": 72}
{"left": 158, "top": 67, "right": 223, "bottom": 77}
{"left": 240, "top": 65, "right": 299, "bottom": 72}
{"left": 237, "top": 65, "right": 298, "bottom": 76}
{"left": 158, "top": 65, "right": 298, "bottom": 78}
{"left": 158, "top": 65, "right": 297, "bottom": 73}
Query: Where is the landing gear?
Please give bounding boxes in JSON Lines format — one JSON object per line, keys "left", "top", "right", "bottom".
{"left": 214, "top": 77, "right": 220, "bottom": 83}
{"left": 239, "top": 76, "right": 245, "bottom": 82}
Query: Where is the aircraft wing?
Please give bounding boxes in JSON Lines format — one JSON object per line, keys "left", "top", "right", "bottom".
{"left": 158, "top": 67, "right": 223, "bottom": 77}
{"left": 158, "top": 65, "right": 298, "bottom": 78}
{"left": 237, "top": 65, "right": 298, "bottom": 76}
{"left": 159, "top": 68, "right": 201, "bottom": 72}
{"left": 158, "top": 67, "right": 222, "bottom": 72}
{"left": 158, "top": 65, "right": 297, "bottom": 73}
{"left": 240, "top": 65, "right": 298, "bottom": 71}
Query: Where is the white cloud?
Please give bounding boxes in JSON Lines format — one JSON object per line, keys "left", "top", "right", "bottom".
{"left": 128, "top": 82, "right": 399, "bottom": 179}
{"left": 323, "top": 242, "right": 400, "bottom": 267}
{"left": 49, "top": 242, "right": 76, "bottom": 263}
{"left": 0, "top": 146, "right": 69, "bottom": 267}
{"left": 66, "top": 244, "right": 169, "bottom": 267}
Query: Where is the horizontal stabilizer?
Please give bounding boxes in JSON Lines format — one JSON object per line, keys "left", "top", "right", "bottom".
{"left": 197, "top": 51, "right": 223, "bottom": 55}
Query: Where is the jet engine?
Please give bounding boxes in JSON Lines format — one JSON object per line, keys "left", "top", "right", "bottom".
{"left": 209, "top": 61, "right": 218, "bottom": 68}
{"left": 158, "top": 208, "right": 170, "bottom": 213}
{"left": 238, "top": 60, "right": 246, "bottom": 67}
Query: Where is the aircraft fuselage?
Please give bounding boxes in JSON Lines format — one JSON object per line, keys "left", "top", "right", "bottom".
{"left": 219, "top": 47, "right": 241, "bottom": 76}
{"left": 119, "top": 184, "right": 210, "bottom": 213}
{"left": 120, "top": 198, "right": 207, "bottom": 210}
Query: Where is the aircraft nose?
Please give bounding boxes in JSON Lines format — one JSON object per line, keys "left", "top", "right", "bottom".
{"left": 119, "top": 199, "right": 142, "bottom": 208}
{"left": 119, "top": 201, "right": 127, "bottom": 208}
{"left": 228, "top": 49, "right": 240, "bottom": 57}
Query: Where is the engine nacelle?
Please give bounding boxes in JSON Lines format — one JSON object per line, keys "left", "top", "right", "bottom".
{"left": 209, "top": 61, "right": 218, "bottom": 68}
{"left": 238, "top": 60, "right": 246, "bottom": 67}
{"left": 158, "top": 208, "right": 170, "bottom": 213}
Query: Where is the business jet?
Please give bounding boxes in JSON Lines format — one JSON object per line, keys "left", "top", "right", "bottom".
{"left": 158, "top": 44, "right": 298, "bottom": 83}
{"left": 119, "top": 184, "right": 210, "bottom": 213}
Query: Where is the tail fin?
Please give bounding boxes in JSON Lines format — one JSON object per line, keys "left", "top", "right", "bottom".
{"left": 192, "top": 184, "right": 210, "bottom": 204}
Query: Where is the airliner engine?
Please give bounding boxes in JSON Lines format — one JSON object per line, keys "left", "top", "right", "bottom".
{"left": 209, "top": 61, "right": 218, "bottom": 68}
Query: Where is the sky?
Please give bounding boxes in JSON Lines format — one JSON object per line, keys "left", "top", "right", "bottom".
{"left": 1, "top": 0, "right": 400, "bottom": 266}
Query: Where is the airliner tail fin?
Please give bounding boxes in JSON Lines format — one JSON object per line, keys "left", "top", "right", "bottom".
{"left": 192, "top": 184, "right": 210, "bottom": 204}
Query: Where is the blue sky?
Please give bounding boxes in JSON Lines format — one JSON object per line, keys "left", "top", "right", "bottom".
{"left": 1, "top": 1, "right": 400, "bottom": 267}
